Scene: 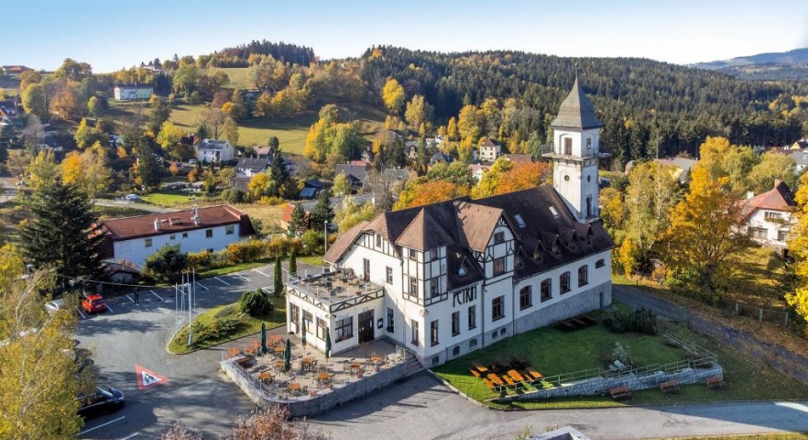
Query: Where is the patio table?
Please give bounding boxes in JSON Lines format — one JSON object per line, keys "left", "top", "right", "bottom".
{"left": 488, "top": 373, "right": 504, "bottom": 386}
{"left": 507, "top": 369, "right": 525, "bottom": 383}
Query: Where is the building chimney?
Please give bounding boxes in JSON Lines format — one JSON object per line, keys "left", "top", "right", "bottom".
{"left": 746, "top": 191, "right": 754, "bottom": 199}
{"left": 774, "top": 179, "right": 782, "bottom": 189}
{"left": 153, "top": 219, "right": 161, "bottom": 231}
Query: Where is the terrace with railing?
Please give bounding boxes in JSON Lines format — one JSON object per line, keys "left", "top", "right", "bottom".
{"left": 539, "top": 143, "right": 612, "bottom": 160}
{"left": 286, "top": 269, "right": 385, "bottom": 313}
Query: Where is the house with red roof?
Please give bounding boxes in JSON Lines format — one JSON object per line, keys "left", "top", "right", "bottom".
{"left": 742, "top": 180, "right": 796, "bottom": 250}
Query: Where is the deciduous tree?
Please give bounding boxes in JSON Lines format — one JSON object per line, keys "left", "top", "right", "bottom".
{"left": 663, "top": 164, "right": 751, "bottom": 291}
{"left": 21, "top": 83, "right": 48, "bottom": 120}
{"left": 381, "top": 78, "right": 405, "bottom": 114}
{"left": 332, "top": 173, "right": 351, "bottom": 196}
{"left": 223, "top": 117, "right": 240, "bottom": 147}
{"left": 787, "top": 172, "right": 808, "bottom": 335}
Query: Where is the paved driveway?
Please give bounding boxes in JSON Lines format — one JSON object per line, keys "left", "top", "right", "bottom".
{"left": 77, "top": 262, "right": 317, "bottom": 440}
{"left": 306, "top": 372, "right": 808, "bottom": 440}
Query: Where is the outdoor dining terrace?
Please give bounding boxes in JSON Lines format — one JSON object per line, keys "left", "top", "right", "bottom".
{"left": 220, "top": 334, "right": 413, "bottom": 417}
{"left": 286, "top": 269, "right": 385, "bottom": 313}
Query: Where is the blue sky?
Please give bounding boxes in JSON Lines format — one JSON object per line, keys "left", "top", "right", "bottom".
{"left": 5, "top": 0, "right": 808, "bottom": 72}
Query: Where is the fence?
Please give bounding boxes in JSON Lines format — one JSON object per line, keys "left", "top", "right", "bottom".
{"left": 538, "top": 330, "right": 717, "bottom": 387}
{"left": 733, "top": 301, "right": 793, "bottom": 326}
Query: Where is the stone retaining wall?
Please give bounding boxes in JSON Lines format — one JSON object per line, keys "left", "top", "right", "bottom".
{"left": 221, "top": 358, "right": 410, "bottom": 418}
{"left": 495, "top": 363, "right": 723, "bottom": 404}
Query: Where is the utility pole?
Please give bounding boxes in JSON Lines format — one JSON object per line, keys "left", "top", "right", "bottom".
{"left": 324, "top": 220, "right": 328, "bottom": 254}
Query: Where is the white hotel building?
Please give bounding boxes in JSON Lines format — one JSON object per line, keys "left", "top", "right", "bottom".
{"left": 286, "top": 80, "right": 614, "bottom": 366}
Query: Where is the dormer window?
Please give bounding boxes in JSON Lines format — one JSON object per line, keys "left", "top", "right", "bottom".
{"left": 514, "top": 214, "right": 526, "bottom": 229}
{"left": 376, "top": 234, "right": 382, "bottom": 247}
{"left": 586, "top": 138, "right": 592, "bottom": 150}
{"left": 458, "top": 264, "right": 467, "bottom": 277}
{"left": 494, "top": 231, "right": 505, "bottom": 244}
{"left": 564, "top": 137, "right": 573, "bottom": 155}
{"left": 549, "top": 206, "right": 559, "bottom": 218}
{"left": 409, "top": 249, "right": 417, "bottom": 260}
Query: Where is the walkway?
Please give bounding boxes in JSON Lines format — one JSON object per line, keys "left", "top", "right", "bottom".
{"left": 305, "top": 371, "right": 808, "bottom": 440}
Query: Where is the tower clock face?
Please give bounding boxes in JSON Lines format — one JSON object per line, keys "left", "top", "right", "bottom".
{"left": 564, "top": 175, "right": 570, "bottom": 181}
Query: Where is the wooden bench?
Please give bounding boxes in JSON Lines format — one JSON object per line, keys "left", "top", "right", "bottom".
{"left": 235, "top": 355, "right": 254, "bottom": 369}
{"left": 482, "top": 378, "right": 496, "bottom": 391}
{"left": 609, "top": 385, "right": 632, "bottom": 400}
{"left": 659, "top": 380, "right": 679, "bottom": 394}
{"left": 470, "top": 369, "right": 481, "bottom": 379}
{"left": 706, "top": 375, "right": 725, "bottom": 389}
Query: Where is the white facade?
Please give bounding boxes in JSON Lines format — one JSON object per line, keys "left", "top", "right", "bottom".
{"left": 746, "top": 209, "right": 795, "bottom": 249}
{"left": 551, "top": 126, "right": 601, "bottom": 223}
{"left": 479, "top": 143, "right": 501, "bottom": 162}
{"left": 197, "top": 139, "right": 235, "bottom": 163}
{"left": 113, "top": 86, "right": 153, "bottom": 101}
{"left": 109, "top": 222, "right": 243, "bottom": 269}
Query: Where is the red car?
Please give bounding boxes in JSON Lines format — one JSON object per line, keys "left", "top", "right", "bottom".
{"left": 81, "top": 294, "right": 107, "bottom": 314}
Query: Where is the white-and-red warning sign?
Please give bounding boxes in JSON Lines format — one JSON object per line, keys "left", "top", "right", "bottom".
{"left": 135, "top": 364, "right": 169, "bottom": 390}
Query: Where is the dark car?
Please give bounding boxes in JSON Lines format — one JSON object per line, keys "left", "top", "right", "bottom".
{"left": 77, "top": 386, "right": 125, "bottom": 419}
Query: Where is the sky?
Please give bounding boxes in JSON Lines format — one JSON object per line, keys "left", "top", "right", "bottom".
{"left": 4, "top": 0, "right": 808, "bottom": 73}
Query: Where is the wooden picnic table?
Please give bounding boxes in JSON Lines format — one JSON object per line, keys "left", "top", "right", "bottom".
{"left": 349, "top": 362, "right": 363, "bottom": 374}
{"left": 503, "top": 375, "right": 518, "bottom": 388}
{"left": 526, "top": 367, "right": 543, "bottom": 381}
{"left": 488, "top": 373, "right": 504, "bottom": 386}
{"left": 507, "top": 369, "right": 525, "bottom": 382}
{"left": 274, "top": 345, "right": 285, "bottom": 354}
{"left": 227, "top": 347, "right": 241, "bottom": 358}
{"left": 370, "top": 354, "right": 383, "bottom": 364}
{"left": 471, "top": 362, "right": 488, "bottom": 374}
{"left": 301, "top": 357, "right": 318, "bottom": 371}
{"left": 274, "top": 360, "right": 285, "bottom": 371}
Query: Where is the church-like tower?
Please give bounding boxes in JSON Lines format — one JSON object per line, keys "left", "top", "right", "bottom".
{"left": 543, "top": 78, "right": 609, "bottom": 223}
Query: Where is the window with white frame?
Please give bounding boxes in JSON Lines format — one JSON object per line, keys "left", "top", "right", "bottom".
{"left": 493, "top": 256, "right": 506, "bottom": 276}
{"left": 492, "top": 296, "right": 504, "bottom": 321}
{"left": 411, "top": 319, "right": 419, "bottom": 346}
{"left": 316, "top": 317, "right": 326, "bottom": 339}
{"left": 409, "top": 276, "right": 418, "bottom": 297}
{"left": 560, "top": 271, "right": 571, "bottom": 294}
{"left": 430, "top": 320, "right": 439, "bottom": 346}
{"left": 452, "top": 311, "right": 460, "bottom": 336}
{"left": 386, "top": 266, "right": 393, "bottom": 284}
{"left": 540, "top": 279, "right": 552, "bottom": 302}
{"left": 468, "top": 305, "right": 476, "bottom": 329}
{"left": 519, "top": 285, "right": 532, "bottom": 310}
{"left": 764, "top": 211, "right": 782, "bottom": 220}
{"left": 144, "top": 238, "right": 152, "bottom": 248}
{"left": 225, "top": 225, "right": 235, "bottom": 235}
{"left": 578, "top": 265, "right": 588, "bottom": 287}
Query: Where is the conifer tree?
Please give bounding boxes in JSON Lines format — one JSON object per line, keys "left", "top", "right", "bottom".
{"left": 309, "top": 188, "right": 334, "bottom": 228}
{"left": 20, "top": 179, "right": 104, "bottom": 281}
{"left": 289, "top": 249, "right": 297, "bottom": 276}
{"left": 288, "top": 204, "right": 307, "bottom": 237}
{"left": 273, "top": 255, "right": 283, "bottom": 297}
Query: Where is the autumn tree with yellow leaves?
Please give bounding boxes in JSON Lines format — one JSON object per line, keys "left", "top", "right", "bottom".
{"left": 663, "top": 164, "right": 751, "bottom": 291}
{"left": 381, "top": 78, "right": 405, "bottom": 115}
{"left": 786, "top": 172, "right": 808, "bottom": 335}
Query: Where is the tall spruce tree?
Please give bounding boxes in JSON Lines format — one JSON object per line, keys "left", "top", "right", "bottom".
{"left": 309, "top": 188, "right": 334, "bottom": 228}
{"left": 289, "top": 249, "right": 297, "bottom": 276}
{"left": 270, "top": 147, "right": 289, "bottom": 184}
{"left": 20, "top": 179, "right": 104, "bottom": 281}
{"left": 288, "top": 204, "right": 307, "bottom": 237}
{"left": 133, "top": 136, "right": 164, "bottom": 190}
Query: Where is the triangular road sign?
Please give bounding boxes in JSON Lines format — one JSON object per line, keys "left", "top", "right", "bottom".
{"left": 135, "top": 364, "right": 169, "bottom": 390}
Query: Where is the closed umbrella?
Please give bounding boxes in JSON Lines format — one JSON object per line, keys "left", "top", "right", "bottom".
{"left": 260, "top": 322, "right": 267, "bottom": 355}
{"left": 301, "top": 319, "right": 307, "bottom": 349}
{"left": 325, "top": 328, "right": 332, "bottom": 368}
{"left": 284, "top": 338, "right": 291, "bottom": 373}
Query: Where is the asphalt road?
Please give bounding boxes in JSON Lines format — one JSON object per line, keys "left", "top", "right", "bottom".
{"left": 76, "top": 262, "right": 319, "bottom": 440}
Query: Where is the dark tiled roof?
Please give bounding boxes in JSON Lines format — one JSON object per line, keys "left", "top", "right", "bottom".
{"left": 335, "top": 164, "right": 369, "bottom": 181}
{"left": 742, "top": 180, "right": 796, "bottom": 217}
{"left": 100, "top": 205, "right": 253, "bottom": 241}
{"left": 236, "top": 157, "right": 268, "bottom": 173}
{"left": 551, "top": 78, "right": 603, "bottom": 130}
{"left": 480, "top": 138, "right": 499, "bottom": 147}
{"left": 198, "top": 139, "right": 231, "bottom": 150}
{"left": 326, "top": 186, "right": 613, "bottom": 281}
{"left": 324, "top": 220, "right": 369, "bottom": 263}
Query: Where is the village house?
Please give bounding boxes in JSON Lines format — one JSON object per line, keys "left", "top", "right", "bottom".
{"left": 196, "top": 139, "right": 235, "bottom": 164}
{"left": 229, "top": 156, "right": 270, "bottom": 191}
{"left": 479, "top": 138, "right": 502, "bottom": 162}
{"left": 113, "top": 84, "right": 153, "bottom": 101}
{"left": 468, "top": 163, "right": 491, "bottom": 182}
{"left": 1, "top": 65, "right": 33, "bottom": 76}
{"left": 286, "top": 80, "right": 613, "bottom": 366}
{"left": 742, "top": 180, "right": 797, "bottom": 252}
{"left": 98, "top": 204, "right": 255, "bottom": 269}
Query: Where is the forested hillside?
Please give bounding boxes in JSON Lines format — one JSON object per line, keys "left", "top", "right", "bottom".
{"left": 360, "top": 47, "right": 808, "bottom": 168}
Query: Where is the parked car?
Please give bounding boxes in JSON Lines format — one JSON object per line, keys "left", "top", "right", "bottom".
{"left": 81, "top": 294, "right": 107, "bottom": 314}
{"left": 123, "top": 194, "right": 140, "bottom": 201}
{"left": 77, "top": 386, "right": 125, "bottom": 419}
{"left": 45, "top": 298, "right": 65, "bottom": 314}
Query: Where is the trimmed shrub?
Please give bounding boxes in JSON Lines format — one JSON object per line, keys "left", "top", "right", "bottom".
{"left": 220, "top": 188, "right": 246, "bottom": 203}
{"left": 187, "top": 250, "right": 214, "bottom": 270}
{"left": 603, "top": 307, "right": 657, "bottom": 335}
{"left": 143, "top": 244, "right": 188, "bottom": 283}
{"left": 226, "top": 239, "right": 265, "bottom": 264}
{"left": 239, "top": 289, "right": 273, "bottom": 317}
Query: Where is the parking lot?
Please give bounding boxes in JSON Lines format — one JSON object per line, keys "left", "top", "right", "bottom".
{"left": 76, "top": 262, "right": 316, "bottom": 439}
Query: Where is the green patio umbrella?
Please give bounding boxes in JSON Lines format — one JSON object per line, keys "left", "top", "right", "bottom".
{"left": 301, "top": 319, "right": 307, "bottom": 349}
{"left": 283, "top": 338, "right": 291, "bottom": 373}
{"left": 260, "top": 322, "right": 267, "bottom": 355}
{"left": 325, "top": 328, "right": 332, "bottom": 367}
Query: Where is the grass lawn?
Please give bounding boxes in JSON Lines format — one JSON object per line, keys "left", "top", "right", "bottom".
{"left": 92, "top": 204, "right": 151, "bottom": 220}
{"left": 137, "top": 190, "right": 199, "bottom": 208}
{"left": 207, "top": 67, "right": 255, "bottom": 89}
{"left": 196, "top": 259, "right": 273, "bottom": 279}
{"left": 298, "top": 255, "right": 323, "bottom": 266}
{"left": 168, "top": 295, "right": 286, "bottom": 354}
{"left": 726, "top": 246, "right": 788, "bottom": 308}
{"left": 232, "top": 203, "right": 285, "bottom": 235}
{"left": 434, "top": 315, "right": 808, "bottom": 410}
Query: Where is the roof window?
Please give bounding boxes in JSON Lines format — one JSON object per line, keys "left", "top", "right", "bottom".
{"left": 549, "top": 206, "right": 559, "bottom": 218}
{"left": 458, "top": 264, "right": 467, "bottom": 277}
{"left": 514, "top": 214, "right": 526, "bottom": 229}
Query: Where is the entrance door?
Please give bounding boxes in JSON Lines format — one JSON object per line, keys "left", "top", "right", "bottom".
{"left": 358, "top": 310, "right": 374, "bottom": 344}
{"left": 363, "top": 258, "right": 370, "bottom": 281}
